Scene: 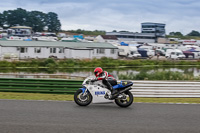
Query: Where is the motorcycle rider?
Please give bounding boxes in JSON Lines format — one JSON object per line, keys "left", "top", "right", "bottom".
{"left": 92, "top": 67, "right": 117, "bottom": 98}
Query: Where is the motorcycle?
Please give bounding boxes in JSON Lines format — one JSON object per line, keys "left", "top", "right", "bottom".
{"left": 74, "top": 76, "right": 134, "bottom": 108}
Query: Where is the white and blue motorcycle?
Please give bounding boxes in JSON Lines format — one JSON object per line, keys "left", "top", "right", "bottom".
{"left": 74, "top": 76, "right": 134, "bottom": 108}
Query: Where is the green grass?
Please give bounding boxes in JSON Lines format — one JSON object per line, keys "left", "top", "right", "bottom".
{"left": 0, "top": 58, "right": 200, "bottom": 75}
{"left": 0, "top": 58, "right": 200, "bottom": 69}
{"left": 135, "top": 98, "right": 200, "bottom": 104}
{"left": 0, "top": 92, "right": 74, "bottom": 101}
{"left": 0, "top": 92, "right": 199, "bottom": 104}
{"left": 119, "top": 71, "right": 200, "bottom": 80}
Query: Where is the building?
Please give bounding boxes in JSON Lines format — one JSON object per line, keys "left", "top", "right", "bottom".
{"left": 181, "top": 40, "right": 198, "bottom": 45}
{"left": 106, "top": 32, "right": 156, "bottom": 43}
{"left": 7, "top": 26, "right": 32, "bottom": 37}
{"left": 141, "top": 22, "right": 165, "bottom": 37}
{"left": 0, "top": 41, "right": 118, "bottom": 60}
{"left": 106, "top": 22, "right": 166, "bottom": 43}
{"left": 95, "top": 35, "right": 118, "bottom": 43}
{"left": 157, "top": 38, "right": 170, "bottom": 44}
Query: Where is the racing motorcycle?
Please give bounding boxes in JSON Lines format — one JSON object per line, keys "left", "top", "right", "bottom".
{"left": 74, "top": 76, "right": 134, "bottom": 107}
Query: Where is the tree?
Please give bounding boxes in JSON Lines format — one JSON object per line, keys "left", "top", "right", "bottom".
{"left": 169, "top": 32, "right": 183, "bottom": 36}
{"left": 169, "top": 32, "right": 175, "bottom": 36}
{"left": 119, "top": 30, "right": 129, "bottom": 32}
{"left": 187, "top": 30, "right": 200, "bottom": 36}
{"left": 3, "top": 8, "right": 28, "bottom": 27}
{"left": 66, "top": 29, "right": 106, "bottom": 35}
{"left": 26, "top": 11, "right": 47, "bottom": 32}
{"left": 0, "top": 8, "right": 61, "bottom": 32}
{"left": 46, "top": 12, "right": 61, "bottom": 32}
{"left": 0, "top": 13, "right": 4, "bottom": 27}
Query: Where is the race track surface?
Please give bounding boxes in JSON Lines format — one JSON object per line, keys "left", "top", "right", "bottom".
{"left": 0, "top": 100, "right": 200, "bottom": 133}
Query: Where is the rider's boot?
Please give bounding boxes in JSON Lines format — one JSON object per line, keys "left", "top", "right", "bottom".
{"left": 104, "top": 80, "right": 118, "bottom": 99}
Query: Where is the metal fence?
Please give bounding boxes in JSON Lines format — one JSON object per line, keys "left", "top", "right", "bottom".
{"left": 0, "top": 78, "right": 82, "bottom": 94}
{"left": 0, "top": 78, "right": 200, "bottom": 98}
{"left": 131, "top": 80, "right": 200, "bottom": 97}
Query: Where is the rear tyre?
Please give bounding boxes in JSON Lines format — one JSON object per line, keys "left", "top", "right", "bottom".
{"left": 115, "top": 90, "right": 133, "bottom": 108}
{"left": 74, "top": 89, "right": 92, "bottom": 106}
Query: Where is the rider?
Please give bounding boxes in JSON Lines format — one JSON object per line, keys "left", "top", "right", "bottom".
{"left": 92, "top": 67, "right": 117, "bottom": 98}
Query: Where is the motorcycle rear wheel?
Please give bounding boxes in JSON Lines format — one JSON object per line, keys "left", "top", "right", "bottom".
{"left": 115, "top": 90, "right": 133, "bottom": 108}
{"left": 74, "top": 89, "right": 92, "bottom": 106}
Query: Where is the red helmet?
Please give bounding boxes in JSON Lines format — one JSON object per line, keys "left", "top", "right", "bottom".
{"left": 94, "top": 67, "right": 103, "bottom": 77}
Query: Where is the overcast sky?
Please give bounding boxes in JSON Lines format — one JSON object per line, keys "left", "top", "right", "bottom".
{"left": 0, "top": 0, "right": 200, "bottom": 35}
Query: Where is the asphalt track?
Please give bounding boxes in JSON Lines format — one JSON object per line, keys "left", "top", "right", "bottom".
{"left": 0, "top": 100, "right": 200, "bottom": 133}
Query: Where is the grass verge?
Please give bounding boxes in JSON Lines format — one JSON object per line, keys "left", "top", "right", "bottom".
{"left": 0, "top": 92, "right": 74, "bottom": 101}
{"left": 134, "top": 97, "right": 200, "bottom": 104}
{"left": 0, "top": 92, "right": 200, "bottom": 104}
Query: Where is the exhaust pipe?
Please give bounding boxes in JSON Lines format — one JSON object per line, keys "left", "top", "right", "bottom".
{"left": 110, "top": 87, "right": 132, "bottom": 100}
{"left": 118, "top": 87, "right": 132, "bottom": 94}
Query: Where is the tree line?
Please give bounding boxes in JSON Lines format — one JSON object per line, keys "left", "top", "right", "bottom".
{"left": 0, "top": 8, "right": 61, "bottom": 32}
{"left": 66, "top": 29, "right": 106, "bottom": 35}
{"left": 168, "top": 30, "right": 200, "bottom": 38}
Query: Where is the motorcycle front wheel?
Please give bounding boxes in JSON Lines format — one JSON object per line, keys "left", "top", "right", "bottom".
{"left": 115, "top": 90, "right": 133, "bottom": 108}
{"left": 74, "top": 89, "right": 92, "bottom": 106}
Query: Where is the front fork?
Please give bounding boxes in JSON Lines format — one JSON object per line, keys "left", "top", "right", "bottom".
{"left": 80, "top": 87, "right": 88, "bottom": 96}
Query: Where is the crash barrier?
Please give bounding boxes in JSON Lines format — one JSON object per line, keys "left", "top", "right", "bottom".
{"left": 0, "top": 78, "right": 83, "bottom": 94}
{"left": 0, "top": 78, "right": 200, "bottom": 97}
{"left": 131, "top": 80, "right": 200, "bottom": 97}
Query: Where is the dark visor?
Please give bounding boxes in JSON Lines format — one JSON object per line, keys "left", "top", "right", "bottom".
{"left": 94, "top": 72, "right": 98, "bottom": 75}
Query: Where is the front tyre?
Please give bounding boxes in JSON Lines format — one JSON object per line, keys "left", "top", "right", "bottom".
{"left": 74, "top": 89, "right": 92, "bottom": 106}
{"left": 115, "top": 90, "right": 133, "bottom": 108}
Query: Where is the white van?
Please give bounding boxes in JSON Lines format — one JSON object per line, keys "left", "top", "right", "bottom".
{"left": 165, "top": 49, "right": 185, "bottom": 59}
{"left": 118, "top": 46, "right": 141, "bottom": 58}
{"left": 193, "top": 52, "right": 200, "bottom": 59}
{"left": 129, "top": 46, "right": 141, "bottom": 58}
{"left": 139, "top": 45, "right": 155, "bottom": 57}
